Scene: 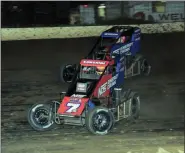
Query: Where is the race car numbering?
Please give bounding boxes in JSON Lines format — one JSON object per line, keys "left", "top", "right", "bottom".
{"left": 66, "top": 103, "right": 81, "bottom": 113}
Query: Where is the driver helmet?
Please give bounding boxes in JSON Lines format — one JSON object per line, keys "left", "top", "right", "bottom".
{"left": 117, "top": 36, "right": 126, "bottom": 43}
{"left": 96, "top": 66, "right": 105, "bottom": 75}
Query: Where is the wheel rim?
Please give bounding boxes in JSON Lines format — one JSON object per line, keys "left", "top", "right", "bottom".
{"left": 141, "top": 59, "right": 151, "bottom": 75}
{"left": 62, "top": 65, "right": 75, "bottom": 82}
{"left": 92, "top": 111, "right": 111, "bottom": 133}
{"left": 31, "top": 106, "right": 53, "bottom": 128}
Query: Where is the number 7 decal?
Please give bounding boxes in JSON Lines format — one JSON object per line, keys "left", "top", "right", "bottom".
{"left": 66, "top": 102, "right": 81, "bottom": 113}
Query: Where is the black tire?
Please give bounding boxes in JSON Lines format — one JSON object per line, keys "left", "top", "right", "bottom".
{"left": 128, "top": 92, "right": 140, "bottom": 122}
{"left": 85, "top": 106, "right": 115, "bottom": 135}
{"left": 27, "top": 103, "right": 55, "bottom": 131}
{"left": 140, "top": 58, "right": 151, "bottom": 76}
{"left": 59, "top": 64, "right": 76, "bottom": 83}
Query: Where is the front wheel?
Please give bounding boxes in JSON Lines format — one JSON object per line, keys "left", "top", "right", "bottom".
{"left": 85, "top": 107, "right": 115, "bottom": 135}
{"left": 27, "top": 103, "right": 55, "bottom": 131}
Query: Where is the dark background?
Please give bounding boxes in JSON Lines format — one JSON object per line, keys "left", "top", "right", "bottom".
{"left": 2, "top": 1, "right": 184, "bottom": 28}
{"left": 1, "top": 1, "right": 102, "bottom": 27}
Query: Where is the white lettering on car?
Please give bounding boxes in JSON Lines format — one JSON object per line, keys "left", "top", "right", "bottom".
{"left": 83, "top": 61, "right": 106, "bottom": 65}
{"left": 98, "top": 74, "right": 119, "bottom": 97}
{"left": 71, "top": 94, "right": 86, "bottom": 98}
{"left": 104, "top": 33, "right": 119, "bottom": 36}
{"left": 98, "top": 82, "right": 107, "bottom": 96}
{"left": 113, "top": 42, "right": 133, "bottom": 55}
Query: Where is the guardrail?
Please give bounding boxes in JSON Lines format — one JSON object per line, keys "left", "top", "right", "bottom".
{"left": 1, "top": 22, "right": 184, "bottom": 41}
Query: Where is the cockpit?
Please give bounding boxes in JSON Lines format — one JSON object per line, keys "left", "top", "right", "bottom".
{"left": 65, "top": 60, "right": 109, "bottom": 97}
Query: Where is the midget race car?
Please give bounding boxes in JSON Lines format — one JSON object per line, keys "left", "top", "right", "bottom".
{"left": 27, "top": 26, "right": 151, "bottom": 135}
{"left": 60, "top": 26, "right": 151, "bottom": 83}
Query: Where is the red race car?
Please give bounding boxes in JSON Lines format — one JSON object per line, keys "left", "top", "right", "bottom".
{"left": 28, "top": 58, "right": 140, "bottom": 135}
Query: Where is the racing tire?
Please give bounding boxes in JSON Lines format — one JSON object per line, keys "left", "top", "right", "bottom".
{"left": 59, "top": 64, "right": 76, "bottom": 83}
{"left": 140, "top": 58, "right": 151, "bottom": 76}
{"left": 85, "top": 106, "right": 115, "bottom": 135}
{"left": 128, "top": 92, "right": 140, "bottom": 122}
{"left": 27, "top": 103, "right": 56, "bottom": 131}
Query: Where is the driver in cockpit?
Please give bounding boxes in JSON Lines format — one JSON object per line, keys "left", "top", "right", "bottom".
{"left": 116, "top": 36, "right": 126, "bottom": 44}
{"left": 96, "top": 66, "right": 105, "bottom": 75}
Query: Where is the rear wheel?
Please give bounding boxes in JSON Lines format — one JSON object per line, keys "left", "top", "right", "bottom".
{"left": 128, "top": 92, "right": 140, "bottom": 122}
{"left": 140, "top": 58, "right": 151, "bottom": 76}
{"left": 59, "top": 64, "right": 76, "bottom": 83}
{"left": 85, "top": 107, "right": 115, "bottom": 135}
{"left": 27, "top": 103, "right": 55, "bottom": 131}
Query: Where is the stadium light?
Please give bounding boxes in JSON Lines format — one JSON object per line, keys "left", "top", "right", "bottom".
{"left": 83, "top": 5, "right": 88, "bottom": 8}
{"left": 98, "top": 4, "right": 106, "bottom": 9}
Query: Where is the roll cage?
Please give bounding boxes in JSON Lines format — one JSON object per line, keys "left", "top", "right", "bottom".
{"left": 85, "top": 26, "right": 140, "bottom": 61}
{"left": 64, "top": 26, "right": 140, "bottom": 97}
{"left": 65, "top": 61, "right": 110, "bottom": 97}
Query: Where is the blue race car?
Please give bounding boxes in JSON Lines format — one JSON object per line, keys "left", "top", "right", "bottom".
{"left": 60, "top": 26, "right": 151, "bottom": 83}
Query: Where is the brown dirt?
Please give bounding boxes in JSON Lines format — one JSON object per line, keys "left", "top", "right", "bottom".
{"left": 1, "top": 32, "right": 185, "bottom": 153}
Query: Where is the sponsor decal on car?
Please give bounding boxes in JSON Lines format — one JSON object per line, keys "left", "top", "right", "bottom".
{"left": 80, "top": 59, "right": 109, "bottom": 67}
{"left": 76, "top": 83, "right": 87, "bottom": 93}
{"left": 101, "top": 32, "right": 120, "bottom": 38}
{"left": 135, "top": 37, "right": 140, "bottom": 41}
{"left": 113, "top": 42, "right": 133, "bottom": 55}
{"left": 83, "top": 60, "right": 106, "bottom": 65}
{"left": 103, "top": 32, "right": 119, "bottom": 36}
{"left": 134, "top": 29, "right": 141, "bottom": 33}
{"left": 70, "top": 94, "right": 86, "bottom": 103}
{"left": 98, "top": 74, "right": 119, "bottom": 96}
{"left": 71, "top": 94, "right": 86, "bottom": 98}
{"left": 119, "top": 56, "right": 125, "bottom": 72}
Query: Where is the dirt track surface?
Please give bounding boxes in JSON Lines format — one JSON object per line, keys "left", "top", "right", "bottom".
{"left": 1, "top": 33, "right": 185, "bottom": 153}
